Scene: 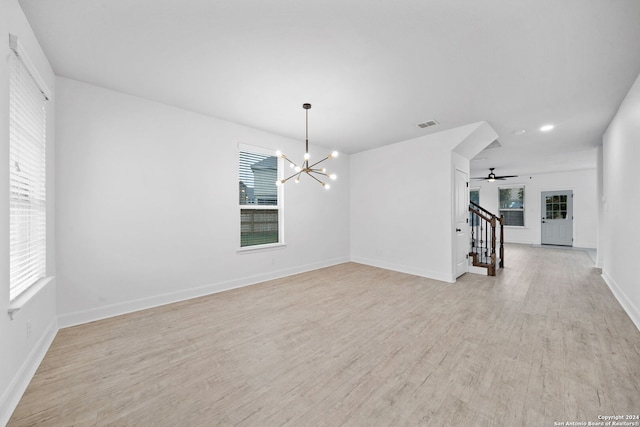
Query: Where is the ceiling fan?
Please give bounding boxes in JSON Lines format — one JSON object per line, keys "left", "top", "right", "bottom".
{"left": 472, "top": 168, "right": 518, "bottom": 182}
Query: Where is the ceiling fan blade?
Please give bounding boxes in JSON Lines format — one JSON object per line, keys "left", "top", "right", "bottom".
{"left": 471, "top": 169, "right": 519, "bottom": 181}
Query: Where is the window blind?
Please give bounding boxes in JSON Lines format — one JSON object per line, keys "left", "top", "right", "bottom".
{"left": 9, "top": 46, "right": 48, "bottom": 301}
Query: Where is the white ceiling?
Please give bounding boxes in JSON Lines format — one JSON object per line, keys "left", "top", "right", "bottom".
{"left": 18, "top": 0, "right": 640, "bottom": 177}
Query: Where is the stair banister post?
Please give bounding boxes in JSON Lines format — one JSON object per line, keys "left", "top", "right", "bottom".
{"left": 490, "top": 216, "right": 497, "bottom": 273}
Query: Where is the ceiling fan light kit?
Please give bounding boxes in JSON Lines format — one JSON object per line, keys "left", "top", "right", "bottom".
{"left": 275, "top": 103, "right": 338, "bottom": 190}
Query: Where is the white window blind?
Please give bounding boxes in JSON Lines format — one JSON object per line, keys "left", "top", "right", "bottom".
{"left": 9, "top": 38, "right": 48, "bottom": 301}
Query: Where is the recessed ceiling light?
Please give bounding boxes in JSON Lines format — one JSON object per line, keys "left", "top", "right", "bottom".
{"left": 540, "top": 124, "right": 555, "bottom": 132}
{"left": 513, "top": 129, "right": 526, "bottom": 135}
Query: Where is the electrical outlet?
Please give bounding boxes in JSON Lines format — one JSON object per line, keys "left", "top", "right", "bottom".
{"left": 26, "top": 320, "right": 32, "bottom": 338}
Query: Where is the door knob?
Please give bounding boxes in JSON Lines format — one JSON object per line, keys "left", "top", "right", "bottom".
{"left": 456, "top": 228, "right": 461, "bottom": 232}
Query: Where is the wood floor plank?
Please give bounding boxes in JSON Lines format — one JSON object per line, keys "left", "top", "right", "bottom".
{"left": 8, "top": 244, "right": 640, "bottom": 426}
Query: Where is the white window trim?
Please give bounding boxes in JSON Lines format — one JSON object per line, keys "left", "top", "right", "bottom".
{"left": 8, "top": 277, "right": 54, "bottom": 320}
{"left": 237, "top": 242, "right": 286, "bottom": 254}
{"left": 7, "top": 34, "right": 53, "bottom": 317}
{"left": 9, "top": 34, "right": 51, "bottom": 100}
{"left": 238, "top": 143, "right": 285, "bottom": 251}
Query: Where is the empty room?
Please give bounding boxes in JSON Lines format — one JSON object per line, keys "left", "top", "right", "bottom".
{"left": 2, "top": 0, "right": 640, "bottom": 425}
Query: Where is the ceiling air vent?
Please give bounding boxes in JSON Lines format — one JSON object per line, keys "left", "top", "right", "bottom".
{"left": 417, "top": 120, "right": 439, "bottom": 128}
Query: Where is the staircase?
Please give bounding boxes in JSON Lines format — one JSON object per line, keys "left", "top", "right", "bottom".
{"left": 469, "top": 201, "right": 504, "bottom": 276}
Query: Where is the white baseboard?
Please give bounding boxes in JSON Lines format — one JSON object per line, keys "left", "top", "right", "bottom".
{"left": 350, "top": 256, "right": 455, "bottom": 283}
{"left": 58, "top": 257, "right": 350, "bottom": 329}
{"left": 602, "top": 270, "right": 640, "bottom": 332}
{"left": 504, "top": 239, "right": 534, "bottom": 245}
{"left": 0, "top": 318, "right": 58, "bottom": 427}
{"left": 468, "top": 265, "right": 489, "bottom": 276}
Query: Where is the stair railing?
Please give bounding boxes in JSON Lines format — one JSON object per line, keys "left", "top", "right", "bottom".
{"left": 469, "top": 201, "right": 504, "bottom": 276}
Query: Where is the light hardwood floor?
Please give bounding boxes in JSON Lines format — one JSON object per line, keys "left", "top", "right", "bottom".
{"left": 8, "top": 244, "right": 640, "bottom": 426}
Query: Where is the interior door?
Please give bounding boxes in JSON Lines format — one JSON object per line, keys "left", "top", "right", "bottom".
{"left": 455, "top": 169, "right": 469, "bottom": 278}
{"left": 541, "top": 190, "right": 573, "bottom": 246}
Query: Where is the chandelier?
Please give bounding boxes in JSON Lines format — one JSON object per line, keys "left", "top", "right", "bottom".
{"left": 275, "top": 103, "right": 338, "bottom": 189}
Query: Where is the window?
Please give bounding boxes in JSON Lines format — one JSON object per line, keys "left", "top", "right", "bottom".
{"left": 470, "top": 189, "right": 479, "bottom": 205}
{"left": 239, "top": 145, "right": 282, "bottom": 248}
{"left": 545, "top": 194, "right": 568, "bottom": 219}
{"left": 499, "top": 186, "right": 525, "bottom": 226}
{"left": 470, "top": 189, "right": 480, "bottom": 225}
{"left": 9, "top": 35, "right": 49, "bottom": 301}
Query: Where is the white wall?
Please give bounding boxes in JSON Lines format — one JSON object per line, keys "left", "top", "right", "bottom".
{"left": 601, "top": 72, "right": 640, "bottom": 331}
{"left": 472, "top": 167, "right": 598, "bottom": 248}
{"left": 55, "top": 77, "right": 350, "bottom": 326}
{"left": 596, "top": 145, "right": 604, "bottom": 268}
{"left": 0, "top": 1, "right": 58, "bottom": 424}
{"left": 350, "top": 122, "right": 496, "bottom": 283}
{"left": 350, "top": 135, "right": 453, "bottom": 281}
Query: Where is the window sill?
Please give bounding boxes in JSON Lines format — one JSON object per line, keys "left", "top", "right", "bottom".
{"left": 237, "top": 243, "right": 286, "bottom": 254}
{"left": 8, "top": 276, "right": 54, "bottom": 320}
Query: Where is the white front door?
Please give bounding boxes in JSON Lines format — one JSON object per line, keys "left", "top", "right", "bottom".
{"left": 455, "top": 169, "right": 469, "bottom": 278}
{"left": 541, "top": 190, "right": 573, "bottom": 246}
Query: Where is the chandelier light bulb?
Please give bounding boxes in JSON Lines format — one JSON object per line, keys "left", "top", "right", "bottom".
{"left": 323, "top": 183, "right": 330, "bottom": 189}
{"left": 331, "top": 151, "right": 339, "bottom": 158}
{"left": 321, "top": 168, "right": 326, "bottom": 173}
{"left": 304, "top": 152, "right": 310, "bottom": 160}
{"left": 276, "top": 150, "right": 283, "bottom": 157}
{"left": 294, "top": 166, "right": 302, "bottom": 172}
{"left": 295, "top": 177, "right": 300, "bottom": 183}
{"left": 329, "top": 173, "right": 337, "bottom": 180}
